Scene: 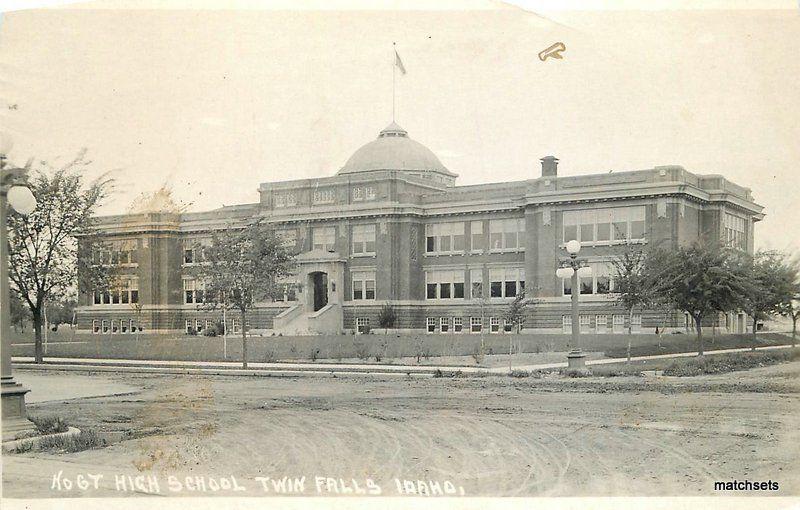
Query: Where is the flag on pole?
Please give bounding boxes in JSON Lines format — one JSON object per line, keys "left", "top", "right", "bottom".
{"left": 394, "top": 49, "right": 406, "bottom": 75}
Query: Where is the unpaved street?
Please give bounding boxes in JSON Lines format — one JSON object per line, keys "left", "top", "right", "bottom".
{"left": 3, "top": 362, "right": 799, "bottom": 498}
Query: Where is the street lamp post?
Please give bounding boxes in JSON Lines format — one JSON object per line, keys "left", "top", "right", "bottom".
{"left": 1, "top": 136, "right": 38, "bottom": 441}
{"left": 556, "top": 239, "right": 592, "bottom": 374}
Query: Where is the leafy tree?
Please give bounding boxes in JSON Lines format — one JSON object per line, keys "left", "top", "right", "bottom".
{"left": 612, "top": 244, "right": 674, "bottom": 362}
{"left": 377, "top": 302, "right": 397, "bottom": 329}
{"left": 192, "top": 220, "right": 295, "bottom": 368}
{"left": 9, "top": 291, "right": 30, "bottom": 333}
{"left": 654, "top": 243, "right": 751, "bottom": 355}
{"left": 776, "top": 254, "right": 800, "bottom": 347}
{"left": 45, "top": 296, "right": 78, "bottom": 328}
{"left": 734, "top": 251, "right": 797, "bottom": 347}
{"left": 7, "top": 151, "right": 112, "bottom": 362}
{"left": 503, "top": 289, "right": 533, "bottom": 334}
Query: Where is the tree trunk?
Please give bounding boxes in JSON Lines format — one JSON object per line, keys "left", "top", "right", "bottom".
{"left": 695, "top": 314, "right": 704, "bottom": 356}
{"left": 792, "top": 316, "right": 797, "bottom": 348}
{"left": 32, "top": 307, "right": 44, "bottom": 363}
{"left": 241, "top": 309, "right": 248, "bottom": 369}
{"left": 751, "top": 315, "right": 758, "bottom": 351}
{"left": 626, "top": 309, "right": 633, "bottom": 364}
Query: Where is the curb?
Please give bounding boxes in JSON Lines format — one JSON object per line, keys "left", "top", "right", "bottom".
{"left": 2, "top": 427, "right": 81, "bottom": 454}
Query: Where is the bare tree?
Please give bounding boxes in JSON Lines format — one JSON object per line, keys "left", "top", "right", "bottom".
{"left": 192, "top": 220, "right": 295, "bottom": 368}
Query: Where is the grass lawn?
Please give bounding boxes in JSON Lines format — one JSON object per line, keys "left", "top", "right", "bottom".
{"left": 9, "top": 327, "right": 796, "bottom": 365}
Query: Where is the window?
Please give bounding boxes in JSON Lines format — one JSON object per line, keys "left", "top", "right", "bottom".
{"left": 94, "top": 279, "right": 138, "bottom": 306}
{"left": 101, "top": 320, "right": 109, "bottom": 333}
{"left": 440, "top": 317, "right": 450, "bottom": 333}
{"left": 195, "top": 319, "right": 205, "bottom": 334}
{"left": 562, "top": 315, "right": 571, "bottom": 334}
{"left": 563, "top": 206, "right": 646, "bottom": 244}
{"left": 470, "top": 317, "right": 482, "bottom": 333}
{"left": 631, "top": 314, "right": 642, "bottom": 333}
{"left": 121, "top": 320, "right": 129, "bottom": 333}
{"left": 596, "top": 315, "right": 608, "bottom": 333}
{"left": 312, "top": 227, "right": 336, "bottom": 252}
{"left": 723, "top": 213, "right": 747, "bottom": 250}
{"left": 182, "top": 238, "right": 211, "bottom": 265}
{"left": 453, "top": 317, "right": 463, "bottom": 333}
{"left": 470, "top": 268, "right": 483, "bottom": 299}
{"left": 580, "top": 315, "right": 592, "bottom": 334}
{"left": 613, "top": 315, "right": 625, "bottom": 334}
{"left": 312, "top": 188, "right": 335, "bottom": 204}
{"left": 355, "top": 317, "right": 370, "bottom": 334}
{"left": 351, "top": 224, "right": 376, "bottom": 255}
{"left": 490, "top": 317, "right": 500, "bottom": 333}
{"left": 352, "top": 271, "right": 376, "bottom": 300}
{"left": 185, "top": 319, "right": 194, "bottom": 334}
{"left": 425, "top": 222, "right": 465, "bottom": 254}
{"left": 92, "top": 241, "right": 137, "bottom": 266}
{"left": 92, "top": 320, "right": 100, "bottom": 334}
{"left": 274, "top": 278, "right": 298, "bottom": 302}
{"left": 561, "top": 262, "right": 615, "bottom": 296}
{"left": 489, "top": 267, "right": 525, "bottom": 298}
{"left": 470, "top": 221, "right": 485, "bottom": 252}
{"left": 231, "top": 319, "right": 240, "bottom": 334}
{"left": 427, "top": 317, "right": 437, "bottom": 333}
{"left": 425, "top": 270, "right": 465, "bottom": 300}
{"left": 503, "top": 319, "right": 514, "bottom": 333}
{"left": 184, "top": 279, "right": 207, "bottom": 304}
{"left": 489, "top": 218, "right": 525, "bottom": 251}
{"left": 110, "top": 320, "right": 118, "bottom": 334}
{"left": 277, "top": 229, "right": 297, "bottom": 249}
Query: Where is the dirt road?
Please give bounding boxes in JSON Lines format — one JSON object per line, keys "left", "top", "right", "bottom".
{"left": 3, "top": 362, "right": 799, "bottom": 498}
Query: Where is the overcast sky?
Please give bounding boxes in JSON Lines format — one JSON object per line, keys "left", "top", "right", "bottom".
{"left": 1, "top": 2, "right": 798, "bottom": 252}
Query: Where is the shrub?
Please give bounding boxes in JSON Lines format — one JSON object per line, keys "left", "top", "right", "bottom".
{"left": 471, "top": 345, "right": 485, "bottom": 365}
{"left": 509, "top": 369, "right": 530, "bottom": 378}
{"left": 39, "top": 429, "right": 106, "bottom": 453}
{"left": 309, "top": 348, "right": 320, "bottom": 362}
{"left": 30, "top": 415, "right": 69, "bottom": 435}
{"left": 263, "top": 348, "right": 277, "bottom": 363}
{"left": 203, "top": 328, "right": 217, "bottom": 337}
{"left": 377, "top": 303, "right": 397, "bottom": 329}
{"left": 663, "top": 349, "right": 800, "bottom": 376}
{"left": 353, "top": 340, "right": 369, "bottom": 360}
{"left": 589, "top": 364, "right": 645, "bottom": 377}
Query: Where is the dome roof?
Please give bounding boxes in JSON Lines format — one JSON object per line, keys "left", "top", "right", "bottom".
{"left": 338, "top": 123, "right": 457, "bottom": 178}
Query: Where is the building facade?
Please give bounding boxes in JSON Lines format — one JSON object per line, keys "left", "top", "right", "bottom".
{"left": 76, "top": 122, "right": 764, "bottom": 335}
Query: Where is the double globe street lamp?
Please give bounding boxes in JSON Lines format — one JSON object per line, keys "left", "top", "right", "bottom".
{"left": 556, "top": 239, "right": 592, "bottom": 374}
{"left": 1, "top": 133, "right": 39, "bottom": 440}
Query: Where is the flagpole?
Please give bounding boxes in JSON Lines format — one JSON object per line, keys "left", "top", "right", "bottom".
{"left": 392, "top": 45, "right": 396, "bottom": 122}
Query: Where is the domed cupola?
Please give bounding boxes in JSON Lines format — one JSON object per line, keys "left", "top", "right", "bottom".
{"left": 337, "top": 122, "right": 457, "bottom": 186}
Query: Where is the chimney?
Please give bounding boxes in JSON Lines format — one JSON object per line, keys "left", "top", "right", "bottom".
{"left": 540, "top": 156, "right": 559, "bottom": 178}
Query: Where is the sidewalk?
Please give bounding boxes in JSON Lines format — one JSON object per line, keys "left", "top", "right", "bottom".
{"left": 11, "top": 343, "right": 795, "bottom": 377}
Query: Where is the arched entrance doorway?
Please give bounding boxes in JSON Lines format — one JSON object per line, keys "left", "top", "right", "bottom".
{"left": 310, "top": 271, "right": 328, "bottom": 311}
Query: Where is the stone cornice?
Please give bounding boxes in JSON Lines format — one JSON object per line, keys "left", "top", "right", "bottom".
{"left": 523, "top": 181, "right": 764, "bottom": 216}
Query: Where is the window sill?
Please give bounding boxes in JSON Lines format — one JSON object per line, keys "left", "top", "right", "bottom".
{"left": 350, "top": 253, "right": 377, "bottom": 258}
{"left": 488, "top": 248, "right": 525, "bottom": 254}
{"left": 557, "top": 294, "right": 619, "bottom": 302}
{"left": 558, "top": 239, "right": 647, "bottom": 249}
{"left": 424, "top": 252, "right": 466, "bottom": 257}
